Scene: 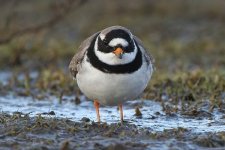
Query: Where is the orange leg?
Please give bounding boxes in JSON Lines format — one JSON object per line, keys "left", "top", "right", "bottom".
{"left": 118, "top": 104, "right": 124, "bottom": 123}
{"left": 94, "top": 100, "right": 100, "bottom": 123}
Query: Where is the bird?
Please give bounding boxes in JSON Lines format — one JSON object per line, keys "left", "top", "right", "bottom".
{"left": 69, "top": 26, "right": 154, "bottom": 123}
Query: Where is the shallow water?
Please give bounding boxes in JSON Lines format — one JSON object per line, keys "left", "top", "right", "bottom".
{"left": 0, "top": 94, "right": 224, "bottom": 133}
{"left": 0, "top": 71, "right": 224, "bottom": 133}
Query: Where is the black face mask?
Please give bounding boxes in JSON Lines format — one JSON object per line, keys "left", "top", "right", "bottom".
{"left": 97, "top": 29, "right": 135, "bottom": 53}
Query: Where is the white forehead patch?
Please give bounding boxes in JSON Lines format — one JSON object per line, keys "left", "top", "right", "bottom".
{"left": 94, "top": 37, "right": 137, "bottom": 65}
{"left": 108, "top": 38, "right": 129, "bottom": 47}
{"left": 99, "top": 34, "right": 105, "bottom": 40}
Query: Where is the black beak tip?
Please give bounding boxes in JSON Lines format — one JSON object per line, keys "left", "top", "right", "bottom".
{"left": 118, "top": 54, "right": 123, "bottom": 59}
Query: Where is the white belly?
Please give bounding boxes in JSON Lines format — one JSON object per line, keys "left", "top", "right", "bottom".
{"left": 76, "top": 57, "right": 152, "bottom": 106}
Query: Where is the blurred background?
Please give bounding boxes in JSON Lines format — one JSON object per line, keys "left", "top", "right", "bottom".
{"left": 0, "top": 0, "right": 224, "bottom": 102}
{"left": 0, "top": 2, "right": 224, "bottom": 149}
{"left": 1, "top": 0, "right": 224, "bottom": 72}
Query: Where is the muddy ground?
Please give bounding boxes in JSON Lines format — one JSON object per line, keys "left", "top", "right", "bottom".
{"left": 0, "top": 107, "right": 224, "bottom": 150}
{"left": 0, "top": 70, "right": 224, "bottom": 150}
{"left": 0, "top": 0, "right": 225, "bottom": 150}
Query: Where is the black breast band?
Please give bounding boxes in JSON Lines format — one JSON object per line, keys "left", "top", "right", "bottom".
{"left": 87, "top": 34, "right": 142, "bottom": 74}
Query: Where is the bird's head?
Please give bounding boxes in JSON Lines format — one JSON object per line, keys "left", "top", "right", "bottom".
{"left": 94, "top": 26, "right": 137, "bottom": 65}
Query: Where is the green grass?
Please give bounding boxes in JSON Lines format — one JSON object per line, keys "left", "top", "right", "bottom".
{"left": 0, "top": 1, "right": 225, "bottom": 149}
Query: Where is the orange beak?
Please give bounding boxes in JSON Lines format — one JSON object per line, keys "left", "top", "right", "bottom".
{"left": 113, "top": 47, "right": 124, "bottom": 59}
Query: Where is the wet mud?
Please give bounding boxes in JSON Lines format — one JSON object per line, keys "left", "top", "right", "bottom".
{"left": 0, "top": 92, "right": 224, "bottom": 150}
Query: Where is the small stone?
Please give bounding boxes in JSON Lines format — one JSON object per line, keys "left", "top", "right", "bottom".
{"left": 135, "top": 107, "right": 142, "bottom": 117}
{"left": 75, "top": 97, "right": 81, "bottom": 105}
{"left": 48, "top": 111, "right": 55, "bottom": 115}
{"left": 149, "top": 115, "right": 156, "bottom": 119}
{"left": 81, "top": 117, "right": 90, "bottom": 122}
{"left": 155, "top": 112, "right": 161, "bottom": 115}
